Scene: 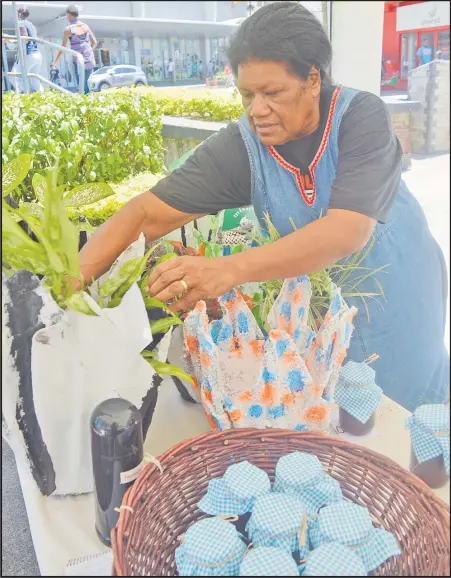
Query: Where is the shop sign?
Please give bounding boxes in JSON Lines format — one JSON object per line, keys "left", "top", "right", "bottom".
{"left": 397, "top": 2, "right": 450, "bottom": 32}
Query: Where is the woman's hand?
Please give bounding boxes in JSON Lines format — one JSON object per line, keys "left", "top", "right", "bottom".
{"left": 147, "top": 256, "right": 242, "bottom": 313}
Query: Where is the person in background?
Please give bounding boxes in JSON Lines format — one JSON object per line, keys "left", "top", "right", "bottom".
{"left": 192, "top": 59, "right": 198, "bottom": 78}
{"left": 198, "top": 60, "right": 204, "bottom": 80}
{"left": 417, "top": 38, "right": 433, "bottom": 66}
{"left": 51, "top": 4, "right": 97, "bottom": 94}
{"left": 207, "top": 60, "right": 213, "bottom": 79}
{"left": 5, "top": 6, "right": 43, "bottom": 93}
{"left": 167, "top": 58, "right": 174, "bottom": 80}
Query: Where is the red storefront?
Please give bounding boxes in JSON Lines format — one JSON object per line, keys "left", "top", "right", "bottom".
{"left": 382, "top": 1, "right": 450, "bottom": 91}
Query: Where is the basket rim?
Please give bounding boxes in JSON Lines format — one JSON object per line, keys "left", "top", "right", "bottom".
{"left": 111, "top": 428, "right": 450, "bottom": 577}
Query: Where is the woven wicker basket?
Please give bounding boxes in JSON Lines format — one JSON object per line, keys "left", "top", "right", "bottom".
{"left": 112, "top": 429, "right": 450, "bottom": 576}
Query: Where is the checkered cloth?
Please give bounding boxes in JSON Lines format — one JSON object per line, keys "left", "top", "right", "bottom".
{"left": 273, "top": 452, "right": 342, "bottom": 515}
{"left": 239, "top": 547, "right": 299, "bottom": 576}
{"left": 334, "top": 361, "right": 382, "bottom": 424}
{"left": 246, "top": 494, "right": 309, "bottom": 559}
{"left": 198, "top": 461, "right": 271, "bottom": 516}
{"left": 406, "top": 404, "right": 450, "bottom": 474}
{"left": 309, "top": 501, "right": 401, "bottom": 573}
{"left": 175, "top": 517, "right": 247, "bottom": 576}
{"left": 301, "top": 543, "right": 367, "bottom": 576}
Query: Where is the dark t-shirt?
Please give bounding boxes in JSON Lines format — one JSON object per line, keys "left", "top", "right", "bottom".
{"left": 153, "top": 86, "right": 403, "bottom": 224}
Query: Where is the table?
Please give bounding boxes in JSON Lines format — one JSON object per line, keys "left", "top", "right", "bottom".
{"left": 14, "top": 379, "right": 449, "bottom": 576}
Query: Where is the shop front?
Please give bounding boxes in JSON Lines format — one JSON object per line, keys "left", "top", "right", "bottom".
{"left": 382, "top": 1, "right": 450, "bottom": 92}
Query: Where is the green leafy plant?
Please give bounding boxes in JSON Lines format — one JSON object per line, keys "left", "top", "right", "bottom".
{"left": 16, "top": 171, "right": 115, "bottom": 234}
{"left": 1, "top": 154, "right": 194, "bottom": 384}
{"left": 2, "top": 89, "right": 164, "bottom": 200}
{"left": 249, "top": 214, "right": 387, "bottom": 332}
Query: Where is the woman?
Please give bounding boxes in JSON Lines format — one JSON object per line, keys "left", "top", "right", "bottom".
{"left": 51, "top": 4, "right": 96, "bottom": 94}
{"left": 8, "top": 7, "right": 43, "bottom": 93}
{"left": 78, "top": 2, "right": 449, "bottom": 411}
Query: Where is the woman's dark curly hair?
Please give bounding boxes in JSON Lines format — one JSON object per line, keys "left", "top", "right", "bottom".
{"left": 228, "top": 1, "right": 332, "bottom": 83}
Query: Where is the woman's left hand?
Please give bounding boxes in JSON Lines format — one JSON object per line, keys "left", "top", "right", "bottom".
{"left": 147, "top": 256, "right": 241, "bottom": 313}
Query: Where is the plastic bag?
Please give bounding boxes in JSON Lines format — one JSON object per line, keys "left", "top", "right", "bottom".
{"left": 2, "top": 236, "right": 168, "bottom": 496}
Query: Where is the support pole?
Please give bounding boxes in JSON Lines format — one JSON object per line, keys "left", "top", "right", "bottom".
{"left": 12, "top": 0, "right": 29, "bottom": 94}
{"left": 2, "top": 38, "right": 11, "bottom": 92}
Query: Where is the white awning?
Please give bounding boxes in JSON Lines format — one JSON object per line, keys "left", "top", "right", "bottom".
{"left": 1, "top": 3, "right": 239, "bottom": 39}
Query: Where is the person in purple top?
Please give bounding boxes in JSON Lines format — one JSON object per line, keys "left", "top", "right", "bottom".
{"left": 52, "top": 4, "right": 97, "bottom": 93}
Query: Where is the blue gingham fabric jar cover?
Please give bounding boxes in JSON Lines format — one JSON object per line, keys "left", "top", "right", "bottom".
{"left": 406, "top": 404, "right": 450, "bottom": 474}
{"left": 301, "top": 542, "right": 367, "bottom": 576}
{"left": 273, "top": 452, "right": 342, "bottom": 515}
{"left": 239, "top": 546, "right": 299, "bottom": 576}
{"left": 309, "top": 501, "right": 401, "bottom": 573}
{"left": 335, "top": 361, "right": 383, "bottom": 424}
{"left": 246, "top": 493, "right": 309, "bottom": 559}
{"left": 175, "top": 517, "right": 247, "bottom": 576}
{"left": 198, "top": 461, "right": 271, "bottom": 516}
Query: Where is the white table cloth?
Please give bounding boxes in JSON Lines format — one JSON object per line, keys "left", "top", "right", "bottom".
{"left": 12, "top": 379, "right": 449, "bottom": 576}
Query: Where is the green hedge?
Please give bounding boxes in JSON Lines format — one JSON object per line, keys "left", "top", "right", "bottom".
{"left": 152, "top": 92, "right": 244, "bottom": 122}
{"left": 2, "top": 89, "right": 164, "bottom": 200}
{"left": 2, "top": 87, "right": 243, "bottom": 205}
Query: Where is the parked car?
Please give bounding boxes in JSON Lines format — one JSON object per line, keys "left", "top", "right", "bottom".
{"left": 89, "top": 65, "right": 147, "bottom": 92}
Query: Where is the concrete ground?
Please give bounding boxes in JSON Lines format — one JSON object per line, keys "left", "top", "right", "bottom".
{"left": 1, "top": 153, "right": 449, "bottom": 576}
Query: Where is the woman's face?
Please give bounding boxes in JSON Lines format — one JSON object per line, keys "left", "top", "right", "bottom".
{"left": 236, "top": 60, "right": 321, "bottom": 146}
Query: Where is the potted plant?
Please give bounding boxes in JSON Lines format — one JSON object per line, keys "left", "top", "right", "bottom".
{"left": 2, "top": 155, "right": 192, "bottom": 496}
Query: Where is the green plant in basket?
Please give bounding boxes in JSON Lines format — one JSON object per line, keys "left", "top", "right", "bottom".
{"left": 249, "top": 213, "right": 388, "bottom": 332}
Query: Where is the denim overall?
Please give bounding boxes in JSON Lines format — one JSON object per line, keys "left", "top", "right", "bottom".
{"left": 238, "top": 86, "right": 449, "bottom": 411}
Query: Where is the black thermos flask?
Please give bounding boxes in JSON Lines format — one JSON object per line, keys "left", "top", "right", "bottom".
{"left": 91, "top": 398, "right": 144, "bottom": 547}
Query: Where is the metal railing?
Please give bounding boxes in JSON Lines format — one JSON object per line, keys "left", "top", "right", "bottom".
{"left": 2, "top": 34, "right": 85, "bottom": 94}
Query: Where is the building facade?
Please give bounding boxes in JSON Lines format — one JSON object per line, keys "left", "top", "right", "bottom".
{"left": 2, "top": 1, "right": 328, "bottom": 88}
{"left": 382, "top": 1, "right": 450, "bottom": 92}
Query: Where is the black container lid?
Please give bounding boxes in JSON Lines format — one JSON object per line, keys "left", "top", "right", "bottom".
{"left": 91, "top": 398, "right": 142, "bottom": 437}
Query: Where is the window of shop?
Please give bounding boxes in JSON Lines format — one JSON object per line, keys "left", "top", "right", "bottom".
{"left": 94, "top": 38, "right": 130, "bottom": 68}
{"left": 400, "top": 32, "right": 417, "bottom": 79}
{"left": 140, "top": 38, "right": 171, "bottom": 82}
{"left": 210, "top": 37, "right": 228, "bottom": 73}
{"left": 172, "top": 38, "right": 201, "bottom": 80}
{"left": 417, "top": 31, "right": 434, "bottom": 66}
{"left": 437, "top": 30, "right": 450, "bottom": 60}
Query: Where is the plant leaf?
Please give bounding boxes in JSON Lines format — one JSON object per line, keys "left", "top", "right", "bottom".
{"left": 42, "top": 168, "right": 80, "bottom": 280}
{"left": 150, "top": 316, "right": 182, "bottom": 335}
{"left": 72, "top": 219, "right": 96, "bottom": 233}
{"left": 32, "top": 172, "right": 47, "bottom": 204}
{"left": 142, "top": 295, "right": 176, "bottom": 315}
{"left": 141, "top": 350, "right": 156, "bottom": 358}
{"left": 63, "top": 183, "right": 115, "bottom": 208}
{"left": 18, "top": 202, "right": 44, "bottom": 221}
{"left": 144, "top": 358, "right": 195, "bottom": 384}
{"left": 2, "top": 154, "right": 32, "bottom": 196}
{"left": 99, "top": 256, "right": 145, "bottom": 298}
{"left": 65, "top": 292, "right": 98, "bottom": 316}
{"left": 1, "top": 206, "right": 50, "bottom": 274}
{"left": 153, "top": 252, "right": 178, "bottom": 266}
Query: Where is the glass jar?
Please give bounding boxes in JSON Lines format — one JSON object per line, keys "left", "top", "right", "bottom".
{"left": 409, "top": 445, "right": 449, "bottom": 489}
{"left": 339, "top": 406, "right": 376, "bottom": 436}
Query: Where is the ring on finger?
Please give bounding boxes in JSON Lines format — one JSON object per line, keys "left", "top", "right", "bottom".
{"left": 180, "top": 279, "right": 188, "bottom": 294}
